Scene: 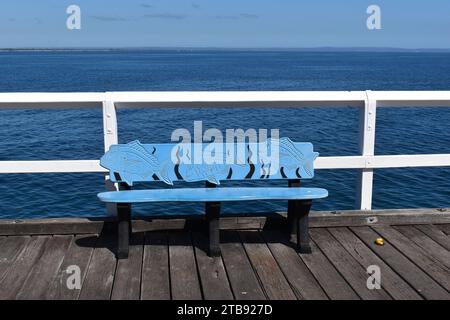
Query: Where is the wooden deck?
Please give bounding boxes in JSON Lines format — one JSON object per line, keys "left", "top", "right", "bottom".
{"left": 0, "top": 219, "right": 448, "bottom": 300}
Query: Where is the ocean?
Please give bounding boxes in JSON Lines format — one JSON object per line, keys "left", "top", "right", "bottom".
{"left": 0, "top": 50, "right": 449, "bottom": 218}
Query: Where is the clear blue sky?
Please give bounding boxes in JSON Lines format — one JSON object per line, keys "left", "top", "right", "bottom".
{"left": 1, "top": 0, "right": 449, "bottom": 48}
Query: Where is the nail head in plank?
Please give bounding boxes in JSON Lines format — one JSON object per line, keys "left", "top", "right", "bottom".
{"left": 220, "top": 231, "right": 266, "bottom": 300}
{"left": 239, "top": 231, "right": 298, "bottom": 300}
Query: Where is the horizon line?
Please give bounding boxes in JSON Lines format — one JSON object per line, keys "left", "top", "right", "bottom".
{"left": 1, "top": 46, "right": 450, "bottom": 52}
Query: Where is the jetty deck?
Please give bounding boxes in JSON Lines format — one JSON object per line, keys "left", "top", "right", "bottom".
{"left": 0, "top": 209, "right": 449, "bottom": 300}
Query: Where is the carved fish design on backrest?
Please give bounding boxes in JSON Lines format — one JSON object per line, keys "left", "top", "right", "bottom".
{"left": 100, "top": 138, "right": 319, "bottom": 186}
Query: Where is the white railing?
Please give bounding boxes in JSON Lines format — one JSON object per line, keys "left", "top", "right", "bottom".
{"left": 1, "top": 90, "right": 450, "bottom": 211}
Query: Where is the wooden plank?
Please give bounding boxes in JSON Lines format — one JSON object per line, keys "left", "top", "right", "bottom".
{"left": 310, "top": 228, "right": 391, "bottom": 300}
{"left": 0, "top": 236, "right": 30, "bottom": 281}
{"left": 168, "top": 232, "right": 202, "bottom": 300}
{"left": 435, "top": 224, "right": 450, "bottom": 236}
{"left": 328, "top": 227, "right": 422, "bottom": 300}
{"left": 141, "top": 232, "right": 170, "bottom": 300}
{"left": 262, "top": 231, "right": 328, "bottom": 300}
{"left": 1, "top": 209, "right": 449, "bottom": 236}
{"left": 192, "top": 232, "right": 234, "bottom": 300}
{"left": 0, "top": 236, "right": 48, "bottom": 299}
{"left": 220, "top": 231, "right": 266, "bottom": 300}
{"left": 310, "top": 208, "right": 450, "bottom": 227}
{"left": 79, "top": 233, "right": 117, "bottom": 300}
{"left": 351, "top": 226, "right": 449, "bottom": 300}
{"left": 16, "top": 235, "right": 72, "bottom": 299}
{"left": 394, "top": 225, "right": 450, "bottom": 268}
{"left": 45, "top": 234, "right": 97, "bottom": 300}
{"left": 27, "top": 239, "right": 71, "bottom": 294}
{"left": 372, "top": 226, "right": 450, "bottom": 292}
{"left": 239, "top": 231, "right": 297, "bottom": 300}
{"left": 0, "top": 218, "right": 110, "bottom": 236}
{"left": 297, "top": 240, "right": 359, "bottom": 300}
{"left": 111, "top": 232, "right": 144, "bottom": 300}
{"left": 415, "top": 224, "right": 450, "bottom": 250}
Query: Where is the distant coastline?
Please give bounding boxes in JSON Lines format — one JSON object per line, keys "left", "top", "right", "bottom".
{"left": 1, "top": 47, "right": 450, "bottom": 53}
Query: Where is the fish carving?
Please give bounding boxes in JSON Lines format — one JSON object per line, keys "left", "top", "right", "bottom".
{"left": 100, "top": 138, "right": 318, "bottom": 185}
{"left": 100, "top": 140, "right": 173, "bottom": 186}
{"left": 263, "top": 138, "right": 319, "bottom": 178}
{"left": 178, "top": 163, "right": 230, "bottom": 185}
{"left": 271, "top": 137, "right": 318, "bottom": 178}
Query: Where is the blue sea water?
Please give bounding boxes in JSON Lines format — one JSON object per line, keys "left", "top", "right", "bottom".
{"left": 0, "top": 50, "right": 449, "bottom": 218}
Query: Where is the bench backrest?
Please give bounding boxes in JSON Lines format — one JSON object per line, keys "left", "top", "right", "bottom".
{"left": 100, "top": 137, "right": 318, "bottom": 186}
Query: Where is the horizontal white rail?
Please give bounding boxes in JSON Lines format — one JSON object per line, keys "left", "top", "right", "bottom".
{"left": 315, "top": 154, "right": 450, "bottom": 169}
{"left": 0, "top": 160, "right": 104, "bottom": 174}
{"left": 1, "top": 91, "right": 450, "bottom": 108}
{"left": 1, "top": 154, "right": 449, "bottom": 174}
{"left": 0, "top": 90, "right": 449, "bottom": 211}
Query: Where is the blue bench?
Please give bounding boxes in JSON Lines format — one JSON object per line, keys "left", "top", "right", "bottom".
{"left": 97, "top": 138, "right": 328, "bottom": 259}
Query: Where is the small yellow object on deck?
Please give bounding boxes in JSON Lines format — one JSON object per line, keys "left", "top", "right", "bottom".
{"left": 375, "top": 238, "right": 384, "bottom": 246}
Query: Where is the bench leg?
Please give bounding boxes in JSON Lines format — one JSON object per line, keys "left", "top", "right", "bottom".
{"left": 205, "top": 201, "right": 221, "bottom": 257}
{"left": 297, "top": 200, "right": 312, "bottom": 254}
{"left": 287, "top": 200, "right": 298, "bottom": 243}
{"left": 117, "top": 203, "right": 131, "bottom": 259}
{"left": 287, "top": 180, "right": 300, "bottom": 243}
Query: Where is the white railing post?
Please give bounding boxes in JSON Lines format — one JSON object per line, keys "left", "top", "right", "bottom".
{"left": 102, "top": 99, "right": 119, "bottom": 215}
{"left": 355, "top": 90, "right": 377, "bottom": 210}
{"left": 102, "top": 99, "right": 118, "bottom": 151}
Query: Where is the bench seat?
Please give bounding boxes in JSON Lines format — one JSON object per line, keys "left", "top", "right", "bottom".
{"left": 98, "top": 187, "right": 328, "bottom": 203}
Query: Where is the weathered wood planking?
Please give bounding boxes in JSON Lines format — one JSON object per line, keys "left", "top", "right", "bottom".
{"left": 372, "top": 226, "right": 450, "bottom": 292}
{"left": 168, "top": 232, "right": 202, "bottom": 300}
{"left": 111, "top": 233, "right": 144, "bottom": 300}
{"left": 0, "top": 236, "right": 48, "bottom": 299}
{"left": 45, "top": 235, "right": 97, "bottom": 300}
{"left": 436, "top": 224, "right": 450, "bottom": 235}
{"left": 239, "top": 231, "right": 297, "bottom": 300}
{"left": 308, "top": 208, "right": 450, "bottom": 227}
{"left": 16, "top": 235, "right": 72, "bottom": 300}
{"left": 351, "top": 226, "right": 449, "bottom": 300}
{"left": 1, "top": 209, "right": 448, "bottom": 236}
{"left": 79, "top": 233, "right": 117, "bottom": 300}
{"left": 262, "top": 231, "right": 328, "bottom": 300}
{"left": 141, "top": 232, "right": 171, "bottom": 300}
{"left": 328, "top": 227, "right": 422, "bottom": 300}
{"left": 310, "top": 228, "right": 391, "bottom": 300}
{"left": 298, "top": 240, "right": 359, "bottom": 300}
{"left": 0, "top": 218, "right": 109, "bottom": 236}
{"left": 415, "top": 224, "right": 450, "bottom": 251}
{"left": 0, "top": 224, "right": 448, "bottom": 300}
{"left": 394, "top": 225, "right": 450, "bottom": 268}
{"left": 0, "top": 236, "right": 30, "bottom": 282}
{"left": 192, "top": 232, "right": 234, "bottom": 300}
{"left": 220, "top": 231, "right": 266, "bottom": 300}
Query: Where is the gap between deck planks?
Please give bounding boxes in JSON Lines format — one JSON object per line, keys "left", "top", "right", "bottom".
{"left": 0, "top": 224, "right": 448, "bottom": 300}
